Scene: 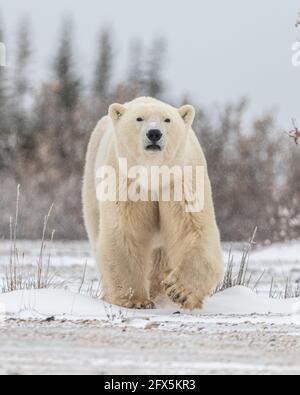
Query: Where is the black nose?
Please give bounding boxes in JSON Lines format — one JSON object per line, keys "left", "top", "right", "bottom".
{"left": 147, "top": 129, "right": 162, "bottom": 143}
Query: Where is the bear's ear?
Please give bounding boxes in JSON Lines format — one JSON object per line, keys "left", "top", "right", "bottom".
{"left": 109, "top": 103, "right": 126, "bottom": 121}
{"left": 178, "top": 105, "right": 195, "bottom": 126}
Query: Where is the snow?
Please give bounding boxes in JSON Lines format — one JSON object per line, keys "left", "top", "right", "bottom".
{"left": 1, "top": 240, "right": 300, "bottom": 324}
{"left": 250, "top": 241, "right": 300, "bottom": 264}
{"left": 0, "top": 240, "right": 300, "bottom": 375}
{"left": 204, "top": 286, "right": 300, "bottom": 316}
{"left": 1, "top": 286, "right": 299, "bottom": 328}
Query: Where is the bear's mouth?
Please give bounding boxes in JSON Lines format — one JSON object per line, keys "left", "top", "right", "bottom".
{"left": 146, "top": 144, "right": 162, "bottom": 152}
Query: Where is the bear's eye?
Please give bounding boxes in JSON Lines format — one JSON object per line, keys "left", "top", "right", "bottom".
{"left": 136, "top": 117, "right": 144, "bottom": 122}
{"left": 164, "top": 118, "right": 171, "bottom": 123}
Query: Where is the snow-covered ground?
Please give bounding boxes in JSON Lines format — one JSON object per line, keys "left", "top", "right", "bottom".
{"left": 0, "top": 240, "right": 300, "bottom": 375}
{"left": 1, "top": 286, "right": 300, "bottom": 321}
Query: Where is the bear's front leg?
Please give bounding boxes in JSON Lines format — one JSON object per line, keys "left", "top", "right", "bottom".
{"left": 97, "top": 230, "right": 155, "bottom": 310}
{"left": 162, "top": 246, "right": 223, "bottom": 310}
{"left": 160, "top": 202, "right": 224, "bottom": 310}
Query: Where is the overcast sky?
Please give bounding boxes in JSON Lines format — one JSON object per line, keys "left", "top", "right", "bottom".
{"left": 1, "top": 0, "right": 300, "bottom": 127}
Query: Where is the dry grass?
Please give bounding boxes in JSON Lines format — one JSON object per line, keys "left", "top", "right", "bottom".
{"left": 104, "top": 303, "right": 129, "bottom": 324}
{"left": 216, "top": 227, "right": 263, "bottom": 293}
{"left": 2, "top": 186, "right": 61, "bottom": 293}
{"left": 269, "top": 276, "right": 300, "bottom": 299}
{"left": 1, "top": 186, "right": 101, "bottom": 297}
{"left": 217, "top": 227, "right": 300, "bottom": 299}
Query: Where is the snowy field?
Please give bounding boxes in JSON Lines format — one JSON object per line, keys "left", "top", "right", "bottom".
{"left": 0, "top": 240, "right": 300, "bottom": 375}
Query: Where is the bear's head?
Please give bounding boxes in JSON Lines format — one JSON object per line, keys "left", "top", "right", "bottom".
{"left": 109, "top": 98, "right": 195, "bottom": 166}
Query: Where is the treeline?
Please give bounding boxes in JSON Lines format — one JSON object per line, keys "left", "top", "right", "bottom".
{"left": 0, "top": 16, "right": 299, "bottom": 242}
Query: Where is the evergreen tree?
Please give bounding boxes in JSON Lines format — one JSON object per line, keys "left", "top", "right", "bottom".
{"left": 145, "top": 38, "right": 166, "bottom": 98}
{"left": 0, "top": 11, "right": 6, "bottom": 117}
{"left": 15, "top": 17, "right": 32, "bottom": 102}
{"left": 127, "top": 40, "right": 144, "bottom": 97}
{"left": 94, "top": 29, "right": 113, "bottom": 103}
{"left": 53, "top": 18, "right": 81, "bottom": 112}
{"left": 12, "top": 17, "right": 33, "bottom": 154}
{"left": 0, "top": 12, "right": 9, "bottom": 169}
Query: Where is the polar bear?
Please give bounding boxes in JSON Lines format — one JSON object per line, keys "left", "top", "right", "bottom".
{"left": 82, "top": 97, "right": 224, "bottom": 310}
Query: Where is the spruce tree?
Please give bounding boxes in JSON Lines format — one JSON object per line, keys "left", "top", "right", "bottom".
{"left": 145, "top": 38, "right": 166, "bottom": 98}
{"left": 13, "top": 17, "right": 33, "bottom": 153}
{"left": 94, "top": 29, "right": 113, "bottom": 103}
{"left": 53, "top": 18, "right": 81, "bottom": 112}
{"left": 127, "top": 40, "right": 144, "bottom": 97}
{"left": 0, "top": 12, "right": 9, "bottom": 168}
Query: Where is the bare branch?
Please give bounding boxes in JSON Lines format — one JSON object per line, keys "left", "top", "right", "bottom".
{"left": 285, "top": 119, "right": 300, "bottom": 145}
